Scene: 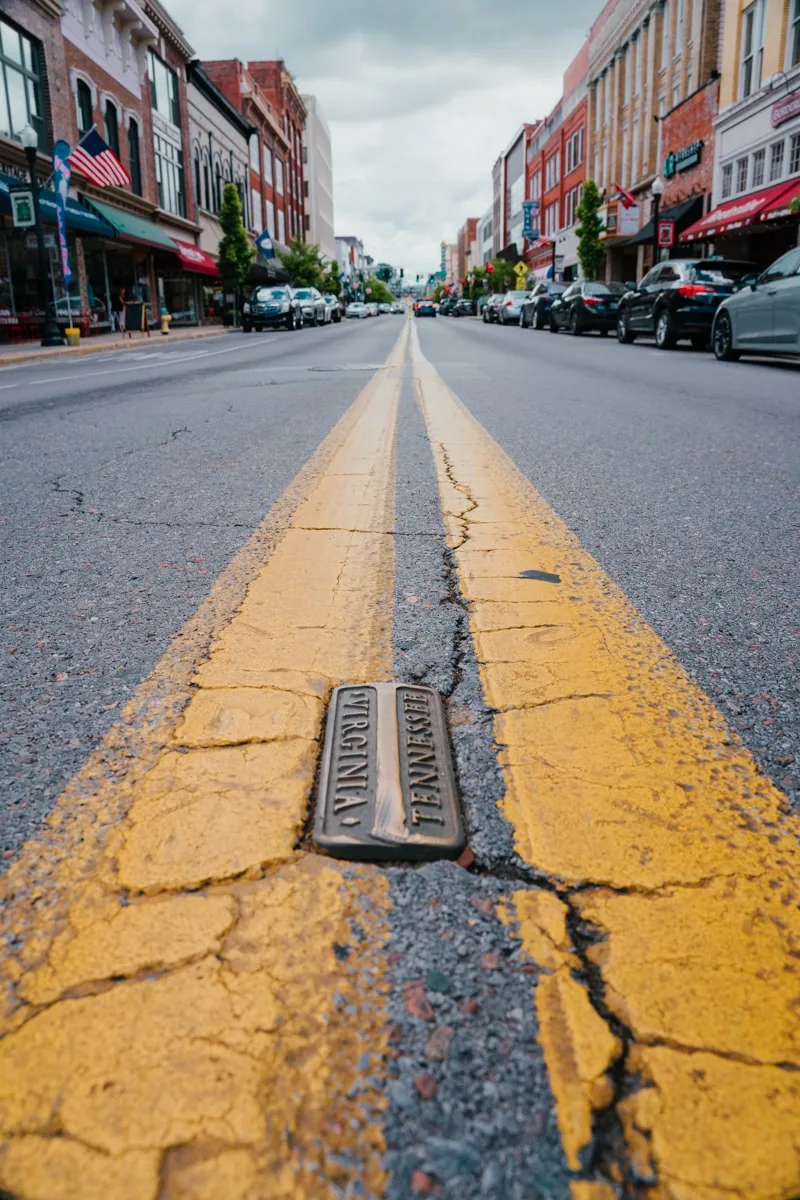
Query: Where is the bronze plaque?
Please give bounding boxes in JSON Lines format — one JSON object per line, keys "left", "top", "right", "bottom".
{"left": 314, "top": 683, "right": 465, "bottom": 861}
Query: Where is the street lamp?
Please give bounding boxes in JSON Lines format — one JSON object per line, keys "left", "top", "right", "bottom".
{"left": 651, "top": 174, "right": 665, "bottom": 268}
{"left": 19, "top": 123, "right": 64, "bottom": 347}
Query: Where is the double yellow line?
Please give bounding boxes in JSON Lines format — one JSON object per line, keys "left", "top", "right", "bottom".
{"left": 0, "top": 321, "right": 797, "bottom": 1200}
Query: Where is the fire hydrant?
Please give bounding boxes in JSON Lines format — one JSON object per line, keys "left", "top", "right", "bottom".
{"left": 160, "top": 307, "right": 172, "bottom": 335}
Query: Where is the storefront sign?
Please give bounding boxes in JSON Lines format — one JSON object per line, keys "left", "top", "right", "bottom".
{"left": 0, "top": 160, "right": 32, "bottom": 183}
{"left": 522, "top": 200, "right": 540, "bottom": 241}
{"left": 618, "top": 204, "right": 641, "bottom": 236}
{"left": 771, "top": 90, "right": 800, "bottom": 128}
{"left": 26, "top": 233, "right": 56, "bottom": 249}
{"left": 10, "top": 190, "right": 34, "bottom": 228}
{"left": 658, "top": 219, "right": 676, "bottom": 247}
{"left": 52, "top": 140, "right": 72, "bottom": 288}
{"left": 664, "top": 141, "right": 703, "bottom": 178}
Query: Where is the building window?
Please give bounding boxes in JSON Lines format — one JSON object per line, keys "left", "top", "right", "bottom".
{"left": 624, "top": 49, "right": 631, "bottom": 102}
{"left": 278, "top": 207, "right": 285, "bottom": 243}
{"left": 153, "top": 133, "right": 185, "bottom": 216}
{"left": 621, "top": 122, "right": 629, "bottom": 187}
{"left": 266, "top": 199, "right": 275, "bottom": 235}
{"left": 790, "top": 133, "right": 800, "bottom": 176}
{"left": 128, "top": 118, "right": 141, "bottom": 194}
{"left": 662, "top": 1, "right": 670, "bottom": 63}
{"left": 634, "top": 34, "right": 641, "bottom": 90}
{"left": 752, "top": 148, "right": 765, "bottom": 187}
{"left": 604, "top": 71, "right": 611, "bottom": 123}
{"left": 251, "top": 188, "right": 261, "bottom": 229}
{"left": 275, "top": 157, "right": 284, "bottom": 195}
{"left": 215, "top": 161, "right": 222, "bottom": 211}
{"left": 193, "top": 149, "right": 202, "bottom": 211}
{"left": 740, "top": 0, "right": 765, "bottom": 99}
{"left": 632, "top": 116, "right": 640, "bottom": 183}
{"left": 148, "top": 50, "right": 180, "bottom": 127}
{"left": 202, "top": 156, "right": 210, "bottom": 210}
{"left": 789, "top": 0, "right": 800, "bottom": 68}
{"left": 672, "top": 75, "right": 681, "bottom": 108}
{"left": 531, "top": 171, "right": 541, "bottom": 201}
{"left": 721, "top": 162, "right": 733, "bottom": 199}
{"left": 0, "top": 19, "right": 47, "bottom": 149}
{"left": 105, "top": 99, "right": 119, "bottom": 156}
{"left": 736, "top": 156, "right": 748, "bottom": 192}
{"left": 770, "top": 139, "right": 785, "bottom": 181}
{"left": 676, "top": 0, "right": 685, "bottom": 46}
{"left": 249, "top": 138, "right": 259, "bottom": 171}
{"left": 77, "top": 79, "right": 93, "bottom": 136}
{"left": 263, "top": 145, "right": 273, "bottom": 185}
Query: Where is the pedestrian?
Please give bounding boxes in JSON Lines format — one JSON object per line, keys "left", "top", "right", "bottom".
{"left": 112, "top": 288, "right": 126, "bottom": 334}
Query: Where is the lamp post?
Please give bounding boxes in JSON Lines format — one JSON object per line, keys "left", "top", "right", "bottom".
{"left": 651, "top": 174, "right": 665, "bottom": 270}
{"left": 20, "top": 123, "right": 63, "bottom": 347}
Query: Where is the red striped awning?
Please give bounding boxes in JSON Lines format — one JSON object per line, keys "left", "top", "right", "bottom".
{"left": 757, "top": 180, "right": 800, "bottom": 223}
{"left": 680, "top": 180, "right": 799, "bottom": 242}
{"left": 171, "top": 239, "right": 220, "bottom": 278}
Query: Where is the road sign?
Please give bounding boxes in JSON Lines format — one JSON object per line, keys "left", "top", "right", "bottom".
{"left": 514, "top": 262, "right": 529, "bottom": 288}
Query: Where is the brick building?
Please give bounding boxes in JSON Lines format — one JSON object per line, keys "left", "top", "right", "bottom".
{"left": 457, "top": 217, "right": 478, "bottom": 282}
{"left": 247, "top": 61, "right": 306, "bottom": 245}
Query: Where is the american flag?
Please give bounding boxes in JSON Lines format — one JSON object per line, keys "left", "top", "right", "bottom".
{"left": 69, "top": 129, "right": 130, "bottom": 188}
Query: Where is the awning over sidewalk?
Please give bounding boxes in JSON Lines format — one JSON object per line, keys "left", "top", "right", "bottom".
{"left": 83, "top": 198, "right": 177, "bottom": 251}
{"left": 0, "top": 173, "right": 115, "bottom": 236}
{"left": 629, "top": 195, "right": 702, "bottom": 245}
{"left": 757, "top": 180, "right": 800, "bottom": 223}
{"left": 170, "top": 238, "right": 219, "bottom": 277}
{"left": 680, "top": 181, "right": 798, "bottom": 242}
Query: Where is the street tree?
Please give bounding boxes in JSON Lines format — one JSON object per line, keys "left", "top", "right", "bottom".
{"left": 279, "top": 238, "right": 324, "bottom": 288}
{"left": 321, "top": 264, "right": 342, "bottom": 296}
{"left": 576, "top": 179, "right": 606, "bottom": 281}
{"left": 217, "top": 182, "right": 255, "bottom": 301}
{"left": 364, "top": 277, "right": 394, "bottom": 305}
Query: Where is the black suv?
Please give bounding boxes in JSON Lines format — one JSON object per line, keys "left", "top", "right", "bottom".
{"left": 242, "top": 285, "right": 301, "bottom": 332}
{"left": 439, "top": 296, "right": 457, "bottom": 315}
{"left": 520, "top": 282, "right": 565, "bottom": 329}
{"left": 550, "top": 281, "right": 626, "bottom": 335}
{"left": 616, "top": 259, "right": 757, "bottom": 350}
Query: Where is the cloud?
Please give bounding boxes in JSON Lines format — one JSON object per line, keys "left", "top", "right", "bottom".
{"left": 169, "top": 0, "right": 602, "bottom": 274}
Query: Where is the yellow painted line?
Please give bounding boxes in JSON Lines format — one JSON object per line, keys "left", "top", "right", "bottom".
{"left": 0, "top": 322, "right": 408, "bottom": 1200}
{"left": 410, "top": 325, "right": 800, "bottom": 1199}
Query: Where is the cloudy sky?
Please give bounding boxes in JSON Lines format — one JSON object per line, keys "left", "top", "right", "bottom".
{"left": 169, "top": 0, "right": 603, "bottom": 276}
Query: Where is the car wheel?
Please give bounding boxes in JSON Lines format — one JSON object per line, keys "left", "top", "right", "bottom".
{"left": 598, "top": 328, "right": 608, "bottom": 337}
{"left": 482, "top": 311, "right": 488, "bottom": 323}
{"left": 655, "top": 309, "right": 677, "bottom": 350}
{"left": 243, "top": 321, "right": 252, "bottom": 333}
{"left": 256, "top": 326, "right": 263, "bottom": 333}
{"left": 534, "top": 308, "right": 546, "bottom": 330}
{"left": 570, "top": 309, "right": 582, "bottom": 336}
{"left": 549, "top": 314, "right": 559, "bottom": 333}
{"left": 617, "top": 312, "right": 636, "bottom": 344}
{"left": 690, "top": 333, "right": 709, "bottom": 351}
{"left": 713, "top": 313, "right": 740, "bottom": 362}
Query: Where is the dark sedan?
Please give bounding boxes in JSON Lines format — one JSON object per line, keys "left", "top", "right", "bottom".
{"left": 520, "top": 282, "right": 566, "bottom": 329}
{"left": 550, "top": 281, "right": 626, "bottom": 336}
{"left": 616, "top": 259, "right": 758, "bottom": 350}
{"left": 438, "top": 296, "right": 457, "bottom": 315}
{"left": 453, "top": 298, "right": 476, "bottom": 317}
{"left": 416, "top": 299, "right": 437, "bottom": 318}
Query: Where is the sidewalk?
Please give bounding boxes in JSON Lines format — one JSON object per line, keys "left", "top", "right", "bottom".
{"left": 0, "top": 324, "right": 233, "bottom": 369}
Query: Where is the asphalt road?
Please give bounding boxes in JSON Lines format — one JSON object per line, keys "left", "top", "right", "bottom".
{"left": 417, "top": 313, "right": 800, "bottom": 815}
{"left": 0, "top": 319, "right": 403, "bottom": 857}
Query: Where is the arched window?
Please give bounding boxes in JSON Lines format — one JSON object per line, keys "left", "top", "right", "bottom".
{"left": 193, "top": 148, "right": 202, "bottom": 211}
{"left": 128, "top": 118, "right": 142, "bottom": 194}
{"left": 104, "top": 99, "right": 119, "bottom": 156}
{"left": 214, "top": 161, "right": 222, "bottom": 212}
{"left": 202, "top": 152, "right": 210, "bottom": 213}
{"left": 76, "top": 79, "right": 93, "bottom": 136}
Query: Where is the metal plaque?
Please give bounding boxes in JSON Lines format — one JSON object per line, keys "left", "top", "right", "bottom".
{"left": 315, "top": 683, "right": 465, "bottom": 861}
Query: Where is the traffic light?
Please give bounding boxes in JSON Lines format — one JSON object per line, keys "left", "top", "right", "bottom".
{"left": 400, "top": 268, "right": 404, "bottom": 278}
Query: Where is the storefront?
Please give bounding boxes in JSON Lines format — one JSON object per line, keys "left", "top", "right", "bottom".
{"left": 157, "top": 238, "right": 219, "bottom": 326}
{"left": 680, "top": 179, "right": 800, "bottom": 264}
{"left": 628, "top": 195, "right": 703, "bottom": 265}
{"left": 599, "top": 200, "right": 640, "bottom": 283}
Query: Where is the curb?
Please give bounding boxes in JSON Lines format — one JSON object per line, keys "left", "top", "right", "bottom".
{"left": 0, "top": 326, "right": 234, "bottom": 369}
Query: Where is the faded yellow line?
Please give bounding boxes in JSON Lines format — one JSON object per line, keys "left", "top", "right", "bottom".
{"left": 0, "top": 323, "right": 408, "bottom": 1200}
{"left": 410, "top": 324, "right": 800, "bottom": 1200}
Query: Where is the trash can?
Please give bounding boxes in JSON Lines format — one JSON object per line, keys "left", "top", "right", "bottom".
{"left": 160, "top": 308, "right": 172, "bottom": 335}
{"left": 65, "top": 327, "right": 80, "bottom": 347}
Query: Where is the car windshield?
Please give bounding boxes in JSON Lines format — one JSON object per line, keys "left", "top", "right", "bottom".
{"left": 584, "top": 282, "right": 625, "bottom": 296}
{"left": 547, "top": 284, "right": 566, "bottom": 295}
{"left": 254, "top": 288, "right": 288, "bottom": 300}
{"left": 690, "top": 262, "right": 756, "bottom": 284}
{"left": 294, "top": 290, "right": 313, "bottom": 299}
{"left": 508, "top": 291, "right": 528, "bottom": 300}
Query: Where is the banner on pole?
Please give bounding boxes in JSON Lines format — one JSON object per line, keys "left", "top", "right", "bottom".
{"left": 522, "top": 200, "right": 540, "bottom": 241}
{"left": 52, "top": 140, "right": 72, "bottom": 288}
{"left": 256, "top": 228, "right": 276, "bottom": 259}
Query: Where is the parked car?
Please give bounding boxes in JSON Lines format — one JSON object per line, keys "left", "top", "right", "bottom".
{"left": 439, "top": 296, "right": 457, "bottom": 315}
{"left": 323, "top": 295, "right": 342, "bottom": 323}
{"left": 520, "top": 282, "right": 566, "bottom": 329}
{"left": 453, "top": 298, "right": 476, "bottom": 317}
{"left": 495, "top": 290, "right": 530, "bottom": 326}
{"left": 416, "top": 299, "right": 437, "bottom": 318}
{"left": 242, "top": 285, "right": 301, "bottom": 332}
{"left": 366, "top": 302, "right": 379, "bottom": 317}
{"left": 391, "top": 303, "right": 405, "bottom": 314}
{"left": 712, "top": 247, "right": 800, "bottom": 362}
{"left": 292, "top": 287, "right": 328, "bottom": 326}
{"left": 346, "top": 302, "right": 369, "bottom": 319}
{"left": 550, "top": 281, "right": 626, "bottom": 335}
{"left": 379, "top": 302, "right": 392, "bottom": 314}
{"left": 616, "top": 258, "right": 757, "bottom": 350}
{"left": 482, "top": 294, "right": 506, "bottom": 324}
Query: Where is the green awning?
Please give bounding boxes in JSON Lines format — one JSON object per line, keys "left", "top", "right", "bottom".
{"left": 83, "top": 198, "right": 177, "bottom": 250}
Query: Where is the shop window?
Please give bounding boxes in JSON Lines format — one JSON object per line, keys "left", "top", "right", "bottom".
{"left": 0, "top": 19, "right": 47, "bottom": 150}
{"left": 148, "top": 49, "right": 180, "bottom": 128}
{"left": 739, "top": 0, "right": 765, "bottom": 99}
{"left": 788, "top": 0, "right": 800, "bottom": 69}
{"left": 721, "top": 163, "right": 733, "bottom": 199}
{"left": 770, "top": 139, "right": 784, "bottom": 181}
{"left": 129, "top": 118, "right": 142, "bottom": 194}
{"left": 76, "top": 79, "right": 93, "bottom": 136}
{"left": 736, "top": 156, "right": 748, "bottom": 193}
{"left": 752, "top": 148, "right": 765, "bottom": 187}
{"left": 105, "top": 100, "right": 120, "bottom": 156}
{"left": 790, "top": 133, "right": 800, "bottom": 176}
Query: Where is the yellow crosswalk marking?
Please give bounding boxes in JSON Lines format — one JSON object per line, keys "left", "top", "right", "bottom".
{"left": 0, "top": 326, "right": 408, "bottom": 1200}
{"left": 411, "top": 324, "right": 800, "bottom": 1200}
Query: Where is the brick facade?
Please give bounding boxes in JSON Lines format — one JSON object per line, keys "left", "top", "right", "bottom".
{"left": 0, "top": 0, "right": 71, "bottom": 169}
{"left": 247, "top": 61, "right": 306, "bottom": 244}
{"left": 660, "top": 78, "right": 719, "bottom": 209}
{"left": 457, "top": 217, "right": 478, "bottom": 282}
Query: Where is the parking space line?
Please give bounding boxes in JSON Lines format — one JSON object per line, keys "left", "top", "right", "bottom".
{"left": 410, "top": 323, "right": 800, "bottom": 1198}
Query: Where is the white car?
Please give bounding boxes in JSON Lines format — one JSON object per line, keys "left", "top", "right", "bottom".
{"left": 292, "top": 287, "right": 328, "bottom": 326}
{"left": 346, "top": 302, "right": 369, "bottom": 319}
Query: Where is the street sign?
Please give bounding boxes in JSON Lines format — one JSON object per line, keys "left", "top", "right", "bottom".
{"left": 10, "top": 190, "right": 34, "bottom": 228}
{"left": 658, "top": 220, "right": 676, "bottom": 248}
{"left": 513, "top": 262, "right": 529, "bottom": 288}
